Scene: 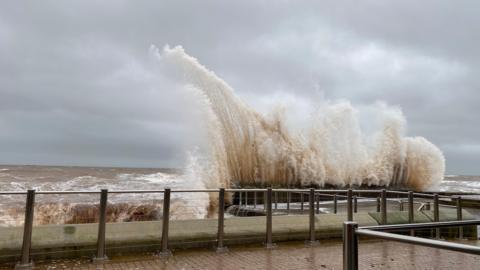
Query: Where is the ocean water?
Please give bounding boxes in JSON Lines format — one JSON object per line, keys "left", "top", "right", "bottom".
{"left": 439, "top": 175, "right": 480, "bottom": 193}
{"left": 0, "top": 165, "right": 209, "bottom": 226}
{"left": 0, "top": 165, "right": 478, "bottom": 226}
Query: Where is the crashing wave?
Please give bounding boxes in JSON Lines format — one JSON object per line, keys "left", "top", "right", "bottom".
{"left": 154, "top": 45, "right": 445, "bottom": 191}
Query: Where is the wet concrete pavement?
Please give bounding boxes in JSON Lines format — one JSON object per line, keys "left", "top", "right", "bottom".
{"left": 21, "top": 239, "right": 480, "bottom": 270}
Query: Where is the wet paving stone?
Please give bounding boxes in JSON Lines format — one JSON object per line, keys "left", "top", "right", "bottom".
{"left": 6, "top": 239, "right": 480, "bottom": 270}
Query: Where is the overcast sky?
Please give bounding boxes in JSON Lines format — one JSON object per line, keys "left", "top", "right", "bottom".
{"left": 1, "top": 1, "right": 479, "bottom": 174}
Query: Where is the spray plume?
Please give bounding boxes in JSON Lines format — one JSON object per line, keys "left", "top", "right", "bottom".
{"left": 154, "top": 45, "right": 445, "bottom": 191}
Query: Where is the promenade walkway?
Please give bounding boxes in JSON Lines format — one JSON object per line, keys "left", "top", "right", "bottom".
{"left": 21, "top": 239, "right": 480, "bottom": 270}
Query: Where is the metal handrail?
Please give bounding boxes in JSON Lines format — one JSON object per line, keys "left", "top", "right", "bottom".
{"left": 355, "top": 229, "right": 480, "bottom": 255}
{"left": 343, "top": 220, "right": 480, "bottom": 270}
{"left": 360, "top": 219, "right": 480, "bottom": 231}
{"left": 0, "top": 191, "right": 28, "bottom": 195}
{"left": 37, "top": 191, "right": 102, "bottom": 195}
{"left": 2, "top": 188, "right": 477, "bottom": 196}
{"left": 3, "top": 187, "right": 474, "bottom": 268}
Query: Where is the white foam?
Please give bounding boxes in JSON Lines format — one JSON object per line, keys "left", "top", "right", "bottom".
{"left": 157, "top": 45, "right": 445, "bottom": 191}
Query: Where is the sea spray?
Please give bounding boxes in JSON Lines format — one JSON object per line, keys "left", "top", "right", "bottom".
{"left": 156, "top": 45, "right": 445, "bottom": 191}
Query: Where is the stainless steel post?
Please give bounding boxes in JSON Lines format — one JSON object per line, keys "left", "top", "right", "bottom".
{"left": 306, "top": 188, "right": 319, "bottom": 246}
{"left": 434, "top": 193, "right": 440, "bottom": 239}
{"left": 287, "top": 191, "right": 290, "bottom": 213}
{"left": 15, "top": 189, "right": 35, "bottom": 270}
{"left": 265, "top": 188, "right": 275, "bottom": 248}
{"left": 333, "top": 194, "right": 338, "bottom": 214}
{"left": 159, "top": 188, "right": 171, "bottom": 256}
{"left": 347, "top": 189, "right": 353, "bottom": 221}
{"left": 381, "top": 189, "right": 387, "bottom": 225}
{"left": 217, "top": 188, "right": 228, "bottom": 253}
{"left": 245, "top": 192, "right": 248, "bottom": 207}
{"left": 300, "top": 193, "right": 304, "bottom": 213}
{"left": 376, "top": 197, "right": 380, "bottom": 212}
{"left": 93, "top": 189, "right": 108, "bottom": 262}
{"left": 239, "top": 192, "right": 242, "bottom": 207}
{"left": 455, "top": 196, "right": 464, "bottom": 239}
{"left": 254, "top": 192, "right": 257, "bottom": 209}
{"left": 408, "top": 191, "right": 414, "bottom": 236}
{"left": 353, "top": 195, "right": 358, "bottom": 213}
{"left": 343, "top": 222, "right": 358, "bottom": 270}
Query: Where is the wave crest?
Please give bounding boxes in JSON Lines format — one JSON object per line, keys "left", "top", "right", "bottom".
{"left": 157, "top": 45, "right": 445, "bottom": 191}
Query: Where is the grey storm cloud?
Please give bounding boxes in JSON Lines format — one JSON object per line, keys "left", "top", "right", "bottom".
{"left": 0, "top": 1, "right": 479, "bottom": 174}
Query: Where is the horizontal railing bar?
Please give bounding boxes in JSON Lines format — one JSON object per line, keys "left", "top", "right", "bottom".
{"left": 0, "top": 189, "right": 376, "bottom": 195}
{"left": 171, "top": 189, "right": 220, "bottom": 193}
{"left": 360, "top": 220, "right": 480, "bottom": 231}
{"left": 274, "top": 189, "right": 309, "bottom": 192}
{"left": 388, "top": 191, "right": 451, "bottom": 199}
{"left": 0, "top": 191, "right": 28, "bottom": 195}
{"left": 36, "top": 191, "right": 101, "bottom": 194}
{"left": 413, "top": 192, "right": 434, "bottom": 198}
{"left": 108, "top": 190, "right": 165, "bottom": 194}
{"left": 1, "top": 189, "right": 477, "bottom": 197}
{"left": 427, "top": 191, "right": 480, "bottom": 195}
{"left": 356, "top": 229, "right": 480, "bottom": 255}
{"left": 318, "top": 193, "right": 402, "bottom": 201}
{"left": 392, "top": 191, "right": 480, "bottom": 196}
{"left": 352, "top": 190, "right": 383, "bottom": 193}
{"left": 388, "top": 190, "right": 409, "bottom": 195}
{"left": 316, "top": 189, "right": 348, "bottom": 193}
{"left": 226, "top": 189, "right": 268, "bottom": 192}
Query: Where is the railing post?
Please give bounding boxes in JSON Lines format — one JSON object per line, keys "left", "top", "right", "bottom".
{"left": 353, "top": 195, "right": 358, "bottom": 213}
{"left": 300, "top": 192, "right": 304, "bottom": 213}
{"left": 287, "top": 191, "right": 290, "bottom": 213}
{"left": 333, "top": 194, "right": 338, "bottom": 214}
{"left": 15, "top": 190, "right": 35, "bottom": 270}
{"left": 158, "top": 188, "right": 172, "bottom": 256}
{"left": 408, "top": 191, "right": 414, "bottom": 236}
{"left": 245, "top": 192, "right": 248, "bottom": 207}
{"left": 93, "top": 189, "right": 108, "bottom": 262}
{"left": 254, "top": 191, "right": 257, "bottom": 209}
{"left": 425, "top": 201, "right": 431, "bottom": 211}
{"left": 217, "top": 188, "right": 228, "bottom": 253}
{"left": 306, "top": 188, "right": 319, "bottom": 246}
{"left": 347, "top": 189, "right": 353, "bottom": 221}
{"left": 316, "top": 192, "right": 320, "bottom": 214}
{"left": 376, "top": 197, "right": 381, "bottom": 212}
{"left": 265, "top": 188, "right": 276, "bottom": 249}
{"left": 455, "top": 196, "right": 464, "bottom": 239}
{"left": 343, "top": 221, "right": 358, "bottom": 270}
{"left": 239, "top": 191, "right": 242, "bottom": 207}
{"left": 381, "top": 189, "right": 387, "bottom": 225}
{"left": 434, "top": 193, "right": 440, "bottom": 239}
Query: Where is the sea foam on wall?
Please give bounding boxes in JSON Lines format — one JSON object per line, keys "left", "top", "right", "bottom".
{"left": 154, "top": 45, "right": 445, "bottom": 191}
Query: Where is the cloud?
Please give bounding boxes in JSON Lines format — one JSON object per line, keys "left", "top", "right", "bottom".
{"left": 0, "top": 1, "right": 479, "bottom": 174}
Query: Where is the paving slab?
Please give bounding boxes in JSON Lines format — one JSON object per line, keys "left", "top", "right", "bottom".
{"left": 5, "top": 239, "right": 478, "bottom": 270}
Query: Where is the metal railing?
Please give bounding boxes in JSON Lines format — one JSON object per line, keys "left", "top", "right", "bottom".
{"left": 343, "top": 219, "right": 480, "bottom": 270}
{"left": 1, "top": 188, "right": 475, "bottom": 269}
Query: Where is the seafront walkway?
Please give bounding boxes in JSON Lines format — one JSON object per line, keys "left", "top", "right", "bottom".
{"left": 20, "top": 239, "right": 480, "bottom": 270}
{"left": 2, "top": 188, "right": 479, "bottom": 269}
